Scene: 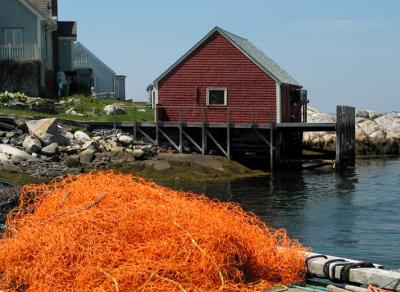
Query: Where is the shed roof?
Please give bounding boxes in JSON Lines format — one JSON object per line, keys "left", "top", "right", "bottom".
{"left": 154, "top": 26, "right": 302, "bottom": 87}
{"left": 58, "top": 21, "right": 77, "bottom": 38}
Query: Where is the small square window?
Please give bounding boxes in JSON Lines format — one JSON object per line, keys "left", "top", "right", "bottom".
{"left": 206, "top": 88, "right": 227, "bottom": 106}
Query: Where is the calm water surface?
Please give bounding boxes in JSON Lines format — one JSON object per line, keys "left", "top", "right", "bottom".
{"left": 165, "top": 158, "right": 400, "bottom": 269}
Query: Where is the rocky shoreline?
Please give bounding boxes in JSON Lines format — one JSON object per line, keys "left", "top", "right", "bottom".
{"left": 304, "top": 107, "right": 400, "bottom": 155}
{"left": 0, "top": 117, "right": 265, "bottom": 185}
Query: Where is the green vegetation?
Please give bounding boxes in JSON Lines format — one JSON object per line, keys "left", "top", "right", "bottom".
{"left": 0, "top": 95, "right": 154, "bottom": 122}
{"left": 0, "top": 170, "right": 38, "bottom": 186}
{"left": 114, "top": 158, "right": 267, "bottom": 184}
{"left": 0, "top": 91, "right": 28, "bottom": 103}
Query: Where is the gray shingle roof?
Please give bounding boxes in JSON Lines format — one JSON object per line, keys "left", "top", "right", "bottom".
{"left": 154, "top": 26, "right": 302, "bottom": 87}
{"left": 27, "top": 0, "right": 51, "bottom": 17}
{"left": 218, "top": 28, "right": 301, "bottom": 86}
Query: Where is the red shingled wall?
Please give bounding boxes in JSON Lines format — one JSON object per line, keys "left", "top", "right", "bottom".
{"left": 157, "top": 31, "right": 277, "bottom": 124}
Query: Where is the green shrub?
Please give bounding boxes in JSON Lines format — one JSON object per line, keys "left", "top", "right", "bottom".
{"left": 0, "top": 91, "right": 29, "bottom": 103}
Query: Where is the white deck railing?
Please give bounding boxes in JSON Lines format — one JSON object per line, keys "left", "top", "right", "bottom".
{"left": 0, "top": 44, "right": 40, "bottom": 61}
{"left": 74, "top": 58, "right": 89, "bottom": 69}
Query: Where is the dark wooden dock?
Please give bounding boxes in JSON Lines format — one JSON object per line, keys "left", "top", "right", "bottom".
{"left": 81, "top": 105, "right": 355, "bottom": 171}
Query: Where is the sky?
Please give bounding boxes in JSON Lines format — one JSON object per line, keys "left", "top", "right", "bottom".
{"left": 59, "top": 0, "right": 400, "bottom": 113}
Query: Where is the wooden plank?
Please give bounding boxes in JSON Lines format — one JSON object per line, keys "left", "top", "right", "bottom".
{"left": 207, "top": 131, "right": 228, "bottom": 158}
{"left": 137, "top": 128, "right": 156, "bottom": 144}
{"left": 201, "top": 107, "right": 207, "bottom": 155}
{"left": 159, "top": 128, "right": 180, "bottom": 152}
{"left": 179, "top": 107, "right": 183, "bottom": 153}
{"left": 254, "top": 129, "right": 274, "bottom": 149}
{"left": 182, "top": 129, "right": 202, "bottom": 152}
{"left": 306, "top": 253, "right": 400, "bottom": 291}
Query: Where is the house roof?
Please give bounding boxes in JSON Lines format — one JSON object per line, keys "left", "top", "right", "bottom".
{"left": 19, "top": 0, "right": 54, "bottom": 22}
{"left": 74, "top": 42, "right": 116, "bottom": 75}
{"left": 26, "top": 0, "right": 52, "bottom": 18}
{"left": 58, "top": 21, "right": 77, "bottom": 38}
{"left": 154, "top": 26, "right": 301, "bottom": 87}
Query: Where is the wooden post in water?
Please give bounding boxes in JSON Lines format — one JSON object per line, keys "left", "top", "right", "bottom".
{"left": 336, "top": 106, "right": 355, "bottom": 170}
{"left": 178, "top": 107, "right": 183, "bottom": 153}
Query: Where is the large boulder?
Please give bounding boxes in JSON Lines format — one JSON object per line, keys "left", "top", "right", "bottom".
{"left": 307, "top": 107, "right": 335, "bottom": 123}
{"left": 104, "top": 104, "right": 127, "bottom": 115}
{"left": 375, "top": 113, "right": 400, "bottom": 134}
{"left": 132, "top": 149, "right": 145, "bottom": 160}
{"left": 74, "top": 131, "right": 91, "bottom": 144}
{"left": 358, "top": 120, "right": 381, "bottom": 136}
{"left": 118, "top": 135, "right": 133, "bottom": 145}
{"left": 0, "top": 144, "right": 33, "bottom": 161}
{"left": 22, "top": 135, "right": 42, "bottom": 154}
{"left": 25, "top": 118, "right": 67, "bottom": 146}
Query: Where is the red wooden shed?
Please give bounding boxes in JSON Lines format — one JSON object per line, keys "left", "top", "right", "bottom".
{"left": 153, "top": 26, "right": 307, "bottom": 125}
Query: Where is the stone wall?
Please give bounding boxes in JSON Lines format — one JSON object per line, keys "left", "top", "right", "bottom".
{"left": 0, "top": 60, "right": 41, "bottom": 97}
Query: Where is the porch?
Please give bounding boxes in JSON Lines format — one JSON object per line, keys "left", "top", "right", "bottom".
{"left": 0, "top": 44, "right": 40, "bottom": 61}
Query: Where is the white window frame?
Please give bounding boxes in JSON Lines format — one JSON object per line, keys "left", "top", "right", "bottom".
{"left": 206, "top": 87, "right": 228, "bottom": 106}
{"left": 4, "top": 29, "right": 23, "bottom": 46}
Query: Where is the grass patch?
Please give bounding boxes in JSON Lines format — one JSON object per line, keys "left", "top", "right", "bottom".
{"left": 0, "top": 95, "right": 154, "bottom": 122}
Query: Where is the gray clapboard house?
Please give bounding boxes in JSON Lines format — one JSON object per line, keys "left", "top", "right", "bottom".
{"left": 74, "top": 42, "right": 126, "bottom": 100}
{"left": 0, "top": 0, "right": 125, "bottom": 99}
{"left": 0, "top": 0, "right": 77, "bottom": 96}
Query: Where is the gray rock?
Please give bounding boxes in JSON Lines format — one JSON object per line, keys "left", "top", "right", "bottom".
{"left": 0, "top": 144, "right": 33, "bottom": 161}
{"left": 375, "top": 113, "right": 400, "bottom": 133}
{"left": 132, "top": 149, "right": 145, "bottom": 160}
{"left": 153, "top": 160, "right": 170, "bottom": 171}
{"left": 82, "top": 141, "right": 99, "bottom": 152}
{"left": 356, "top": 110, "right": 370, "bottom": 119}
{"left": 25, "top": 118, "right": 67, "bottom": 146}
{"left": 41, "top": 143, "right": 59, "bottom": 156}
{"left": 183, "top": 146, "right": 192, "bottom": 154}
{"left": 141, "top": 145, "right": 153, "bottom": 153}
{"left": 61, "top": 145, "right": 81, "bottom": 154}
{"left": 63, "top": 155, "right": 80, "bottom": 167}
{"left": 358, "top": 120, "right": 380, "bottom": 136}
{"left": 74, "top": 131, "right": 91, "bottom": 144}
{"left": 66, "top": 108, "right": 78, "bottom": 115}
{"left": 79, "top": 149, "right": 95, "bottom": 164}
{"left": 64, "top": 131, "right": 74, "bottom": 140}
{"left": 104, "top": 104, "right": 127, "bottom": 115}
{"left": 369, "top": 130, "right": 386, "bottom": 140}
{"left": 118, "top": 135, "right": 133, "bottom": 145}
{"left": 22, "top": 135, "right": 42, "bottom": 154}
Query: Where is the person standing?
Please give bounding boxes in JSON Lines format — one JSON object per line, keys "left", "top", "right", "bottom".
{"left": 56, "top": 71, "right": 67, "bottom": 99}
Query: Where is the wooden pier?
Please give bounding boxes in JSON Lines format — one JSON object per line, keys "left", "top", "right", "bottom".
{"left": 85, "top": 105, "right": 355, "bottom": 171}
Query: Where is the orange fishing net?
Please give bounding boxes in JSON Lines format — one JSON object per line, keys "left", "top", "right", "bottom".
{"left": 0, "top": 171, "right": 308, "bottom": 291}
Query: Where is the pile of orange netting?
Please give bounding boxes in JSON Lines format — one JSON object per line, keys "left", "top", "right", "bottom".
{"left": 0, "top": 171, "right": 308, "bottom": 291}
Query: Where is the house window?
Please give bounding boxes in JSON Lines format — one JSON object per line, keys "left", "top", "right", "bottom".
{"left": 5, "top": 29, "right": 23, "bottom": 46}
{"left": 206, "top": 88, "right": 227, "bottom": 106}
